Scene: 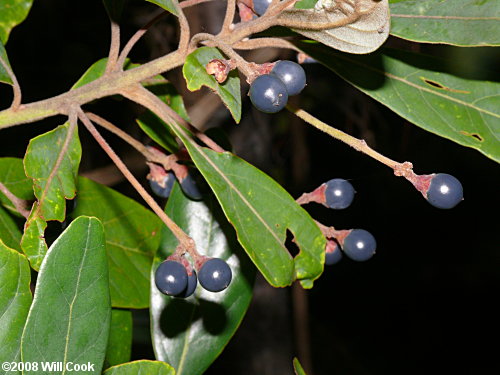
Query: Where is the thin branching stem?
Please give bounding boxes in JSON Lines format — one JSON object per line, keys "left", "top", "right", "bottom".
{"left": 233, "top": 37, "right": 299, "bottom": 51}
{"left": 0, "top": 182, "right": 30, "bottom": 218}
{"left": 221, "top": 0, "right": 236, "bottom": 34}
{"left": 105, "top": 21, "right": 121, "bottom": 73}
{"left": 78, "top": 108, "right": 197, "bottom": 253}
{"left": 0, "top": 54, "right": 22, "bottom": 110}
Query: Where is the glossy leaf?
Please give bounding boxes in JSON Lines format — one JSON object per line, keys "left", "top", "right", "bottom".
{"left": 146, "top": 0, "right": 179, "bottom": 16}
{"left": 298, "top": 42, "right": 500, "bottom": 163}
{"left": 104, "top": 309, "right": 133, "bottom": 370}
{"left": 0, "top": 39, "right": 13, "bottom": 85}
{"left": 0, "top": 241, "right": 32, "bottom": 374}
{"left": 0, "top": 0, "right": 33, "bottom": 44}
{"left": 0, "top": 157, "right": 34, "bottom": 214}
{"left": 280, "top": 0, "right": 390, "bottom": 54}
{"left": 71, "top": 177, "right": 162, "bottom": 308}
{"left": 390, "top": 0, "right": 500, "bottom": 46}
{"left": 168, "top": 123, "right": 325, "bottom": 288}
{"left": 21, "top": 216, "right": 110, "bottom": 375}
{"left": 183, "top": 47, "right": 242, "bottom": 123}
{"left": 293, "top": 358, "right": 308, "bottom": 375}
{"left": 151, "top": 184, "right": 254, "bottom": 375}
{"left": 0, "top": 206, "right": 22, "bottom": 251}
{"left": 104, "top": 360, "right": 176, "bottom": 375}
{"left": 24, "top": 122, "right": 81, "bottom": 221}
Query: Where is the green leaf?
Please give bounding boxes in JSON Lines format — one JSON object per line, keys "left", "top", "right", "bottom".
{"left": 20, "top": 203, "right": 47, "bottom": 268}
{"left": 21, "top": 216, "right": 110, "bottom": 375}
{"left": 145, "top": 0, "right": 179, "bottom": 16}
{"left": 293, "top": 358, "right": 308, "bottom": 375}
{"left": 0, "top": 0, "right": 33, "bottom": 44}
{"left": 151, "top": 185, "right": 255, "bottom": 375}
{"left": 136, "top": 75, "right": 190, "bottom": 153}
{"left": 71, "top": 177, "right": 162, "bottom": 308}
{"left": 0, "top": 241, "right": 32, "bottom": 374}
{"left": 104, "top": 360, "right": 176, "bottom": 375}
{"left": 294, "top": 0, "right": 318, "bottom": 9}
{"left": 167, "top": 122, "right": 325, "bottom": 287}
{"left": 298, "top": 42, "right": 500, "bottom": 163}
{"left": 183, "top": 47, "right": 242, "bottom": 123}
{"left": 24, "top": 122, "right": 81, "bottom": 221}
{"left": 104, "top": 309, "right": 133, "bottom": 370}
{"left": 390, "top": 0, "right": 500, "bottom": 46}
{"left": 0, "top": 39, "right": 13, "bottom": 85}
{"left": 72, "top": 58, "right": 136, "bottom": 89}
{"left": 0, "top": 206, "right": 22, "bottom": 251}
{"left": 103, "top": 0, "right": 126, "bottom": 21}
{"left": 0, "top": 157, "right": 34, "bottom": 214}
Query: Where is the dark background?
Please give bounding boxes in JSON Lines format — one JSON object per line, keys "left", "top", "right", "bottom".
{"left": 1, "top": 1, "right": 499, "bottom": 374}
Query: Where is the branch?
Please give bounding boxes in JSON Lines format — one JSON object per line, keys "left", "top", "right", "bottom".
{"left": 0, "top": 54, "right": 22, "bottom": 110}
{"left": 105, "top": 20, "right": 121, "bottom": 73}
{"left": 78, "top": 108, "right": 198, "bottom": 255}
{"left": 221, "top": 0, "right": 236, "bottom": 34}
{"left": 233, "top": 37, "right": 300, "bottom": 51}
{"left": 0, "top": 182, "right": 30, "bottom": 218}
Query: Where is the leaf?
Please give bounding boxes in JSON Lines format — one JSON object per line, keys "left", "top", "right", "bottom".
{"left": 103, "top": 0, "right": 126, "bottom": 21}
{"left": 0, "top": 39, "right": 13, "bottom": 85}
{"left": 293, "top": 358, "right": 308, "bottom": 375}
{"left": 71, "top": 177, "right": 162, "bottom": 308}
{"left": 104, "top": 309, "right": 133, "bottom": 370}
{"left": 0, "top": 157, "right": 34, "bottom": 214}
{"left": 0, "top": 0, "right": 33, "bottom": 44}
{"left": 390, "top": 0, "right": 500, "bottom": 47}
{"left": 21, "top": 216, "right": 110, "bottom": 375}
{"left": 183, "top": 47, "right": 242, "bottom": 123}
{"left": 20, "top": 203, "right": 47, "bottom": 268}
{"left": 151, "top": 185, "right": 255, "bottom": 375}
{"left": 0, "top": 241, "right": 32, "bottom": 374}
{"left": 104, "top": 360, "right": 176, "bottom": 375}
{"left": 280, "top": 0, "right": 390, "bottom": 54}
{"left": 24, "top": 122, "right": 81, "bottom": 222}
{"left": 167, "top": 122, "right": 326, "bottom": 288}
{"left": 297, "top": 42, "right": 500, "bottom": 163}
{"left": 145, "top": 0, "right": 179, "bottom": 16}
{"left": 295, "top": 0, "right": 319, "bottom": 9}
{"left": 0, "top": 206, "right": 22, "bottom": 251}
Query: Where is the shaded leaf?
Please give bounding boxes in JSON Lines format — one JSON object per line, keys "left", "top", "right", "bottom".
{"left": 167, "top": 123, "right": 325, "bottom": 288}
{"left": 298, "top": 42, "right": 500, "bottom": 163}
{"left": 104, "top": 360, "right": 175, "bottom": 375}
{"left": 390, "top": 0, "right": 500, "bottom": 46}
{"left": 71, "top": 177, "right": 162, "bottom": 308}
{"left": 0, "top": 157, "right": 34, "bottom": 214}
{"left": 183, "top": 47, "right": 242, "bottom": 123}
{"left": 104, "top": 309, "right": 133, "bottom": 370}
{"left": 21, "top": 216, "right": 110, "bottom": 375}
{"left": 151, "top": 185, "right": 255, "bottom": 375}
{"left": 293, "top": 358, "right": 308, "bottom": 375}
{"left": 0, "top": 241, "right": 32, "bottom": 375}
{"left": 0, "top": 206, "right": 22, "bottom": 251}
{"left": 280, "top": 0, "right": 390, "bottom": 54}
{"left": 24, "top": 122, "right": 81, "bottom": 222}
{"left": 146, "top": 0, "right": 179, "bottom": 16}
{"left": 0, "top": 0, "right": 33, "bottom": 44}
{"left": 0, "top": 39, "right": 13, "bottom": 85}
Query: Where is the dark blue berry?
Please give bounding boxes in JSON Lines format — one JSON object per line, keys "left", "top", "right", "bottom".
{"left": 179, "top": 170, "right": 203, "bottom": 200}
{"left": 270, "top": 60, "right": 307, "bottom": 96}
{"left": 426, "top": 173, "right": 463, "bottom": 209}
{"left": 178, "top": 270, "right": 198, "bottom": 298}
{"left": 324, "top": 178, "right": 355, "bottom": 209}
{"left": 342, "top": 229, "right": 376, "bottom": 262}
{"left": 325, "top": 240, "right": 342, "bottom": 265}
{"left": 155, "top": 260, "right": 188, "bottom": 296}
{"left": 253, "top": 0, "right": 272, "bottom": 15}
{"left": 249, "top": 74, "right": 288, "bottom": 113}
{"left": 149, "top": 172, "right": 176, "bottom": 198}
{"left": 198, "top": 258, "right": 232, "bottom": 292}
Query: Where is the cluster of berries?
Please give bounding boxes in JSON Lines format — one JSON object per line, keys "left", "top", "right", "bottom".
{"left": 249, "top": 60, "right": 306, "bottom": 113}
{"left": 155, "top": 257, "right": 232, "bottom": 298}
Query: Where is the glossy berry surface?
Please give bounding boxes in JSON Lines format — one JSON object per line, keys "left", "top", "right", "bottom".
{"left": 325, "top": 240, "right": 342, "bottom": 265}
{"left": 342, "top": 229, "right": 376, "bottom": 262}
{"left": 253, "top": 0, "right": 272, "bottom": 15}
{"left": 178, "top": 270, "right": 198, "bottom": 298}
{"left": 149, "top": 172, "right": 176, "bottom": 198}
{"left": 270, "top": 60, "right": 307, "bottom": 96}
{"left": 249, "top": 74, "right": 288, "bottom": 113}
{"left": 155, "top": 260, "right": 188, "bottom": 296}
{"left": 426, "top": 173, "right": 463, "bottom": 209}
{"left": 324, "top": 178, "right": 355, "bottom": 209}
{"left": 180, "top": 171, "right": 203, "bottom": 200}
{"left": 198, "top": 258, "right": 232, "bottom": 292}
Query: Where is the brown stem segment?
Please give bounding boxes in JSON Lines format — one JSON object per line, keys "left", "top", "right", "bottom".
{"left": 105, "top": 21, "right": 121, "bottom": 73}
{"left": 78, "top": 108, "right": 198, "bottom": 256}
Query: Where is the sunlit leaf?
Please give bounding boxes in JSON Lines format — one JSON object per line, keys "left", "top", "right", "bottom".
{"left": 0, "top": 0, "right": 33, "bottom": 44}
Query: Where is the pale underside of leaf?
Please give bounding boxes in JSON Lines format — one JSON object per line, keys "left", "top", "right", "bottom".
{"left": 282, "top": 0, "right": 390, "bottom": 54}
